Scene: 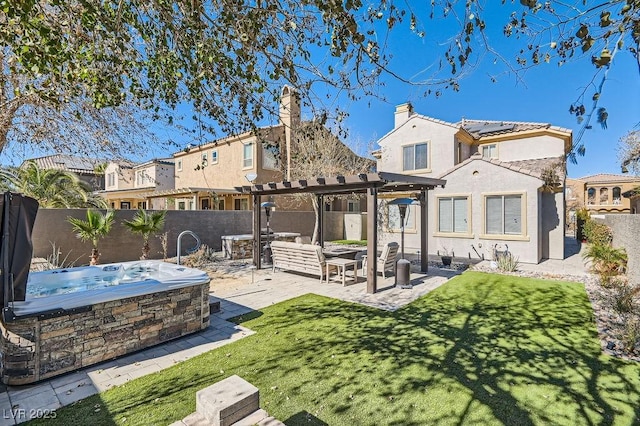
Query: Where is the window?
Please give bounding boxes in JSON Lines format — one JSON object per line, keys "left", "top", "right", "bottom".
{"left": 402, "top": 142, "right": 429, "bottom": 171}
{"left": 587, "top": 187, "right": 596, "bottom": 204}
{"left": 201, "top": 153, "right": 208, "bottom": 167}
{"left": 485, "top": 194, "right": 523, "bottom": 235}
{"left": 120, "top": 202, "right": 131, "bottom": 209}
{"left": 211, "top": 149, "right": 218, "bottom": 164}
{"left": 178, "top": 201, "right": 186, "bottom": 210}
{"left": 188, "top": 200, "right": 194, "bottom": 210}
{"left": 234, "top": 198, "right": 249, "bottom": 210}
{"left": 107, "top": 172, "right": 116, "bottom": 187}
{"left": 217, "top": 199, "right": 225, "bottom": 210}
{"left": 137, "top": 201, "right": 147, "bottom": 209}
{"left": 438, "top": 197, "right": 469, "bottom": 233}
{"left": 243, "top": 143, "right": 253, "bottom": 168}
{"left": 386, "top": 203, "right": 416, "bottom": 231}
{"left": 201, "top": 198, "right": 210, "bottom": 210}
{"left": 613, "top": 187, "right": 621, "bottom": 204}
{"left": 177, "top": 160, "right": 182, "bottom": 171}
{"left": 262, "top": 143, "right": 280, "bottom": 169}
{"left": 347, "top": 200, "right": 360, "bottom": 212}
{"left": 600, "top": 187, "right": 608, "bottom": 204}
{"left": 481, "top": 144, "right": 497, "bottom": 159}
{"left": 136, "top": 170, "right": 150, "bottom": 186}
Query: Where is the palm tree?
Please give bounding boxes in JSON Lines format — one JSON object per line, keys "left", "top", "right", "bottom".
{"left": 123, "top": 209, "right": 167, "bottom": 260}
{"left": 9, "top": 160, "right": 107, "bottom": 208}
{"left": 68, "top": 210, "right": 115, "bottom": 265}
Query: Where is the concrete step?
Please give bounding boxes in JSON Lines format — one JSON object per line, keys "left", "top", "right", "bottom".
{"left": 209, "top": 298, "right": 221, "bottom": 313}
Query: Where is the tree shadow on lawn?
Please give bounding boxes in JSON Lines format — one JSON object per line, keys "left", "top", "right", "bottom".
{"left": 54, "top": 272, "right": 640, "bottom": 425}
{"left": 236, "top": 272, "right": 640, "bottom": 425}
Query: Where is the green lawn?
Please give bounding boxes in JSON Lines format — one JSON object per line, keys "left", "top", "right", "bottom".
{"left": 33, "top": 272, "right": 640, "bottom": 425}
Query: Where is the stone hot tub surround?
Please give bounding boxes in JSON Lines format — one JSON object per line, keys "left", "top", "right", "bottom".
{"left": 0, "top": 261, "right": 210, "bottom": 385}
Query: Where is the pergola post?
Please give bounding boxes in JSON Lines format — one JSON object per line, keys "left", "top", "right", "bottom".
{"left": 252, "top": 194, "right": 262, "bottom": 269}
{"left": 366, "top": 187, "right": 378, "bottom": 293}
{"left": 420, "top": 189, "right": 428, "bottom": 273}
{"left": 317, "top": 194, "right": 324, "bottom": 247}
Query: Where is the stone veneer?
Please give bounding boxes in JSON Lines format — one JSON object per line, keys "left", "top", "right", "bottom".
{"left": 0, "top": 282, "right": 210, "bottom": 385}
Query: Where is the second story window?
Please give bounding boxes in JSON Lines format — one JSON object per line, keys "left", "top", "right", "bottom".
{"left": 481, "top": 144, "right": 497, "bottom": 159}
{"left": 263, "top": 143, "right": 279, "bottom": 170}
{"left": 211, "top": 149, "right": 219, "bottom": 164}
{"left": 243, "top": 143, "right": 253, "bottom": 168}
{"left": 402, "top": 142, "right": 429, "bottom": 171}
{"left": 107, "top": 172, "right": 116, "bottom": 187}
{"left": 201, "top": 153, "right": 208, "bottom": 167}
{"left": 347, "top": 200, "right": 360, "bottom": 212}
{"left": 177, "top": 160, "right": 182, "bottom": 171}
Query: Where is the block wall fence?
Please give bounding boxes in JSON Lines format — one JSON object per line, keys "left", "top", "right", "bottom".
{"left": 31, "top": 209, "right": 352, "bottom": 265}
{"left": 603, "top": 214, "right": 640, "bottom": 285}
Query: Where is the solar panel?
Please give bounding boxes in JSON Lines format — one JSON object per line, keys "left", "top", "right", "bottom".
{"left": 477, "top": 124, "right": 515, "bottom": 135}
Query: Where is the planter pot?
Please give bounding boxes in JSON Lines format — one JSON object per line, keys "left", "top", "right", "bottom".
{"left": 441, "top": 256, "right": 452, "bottom": 267}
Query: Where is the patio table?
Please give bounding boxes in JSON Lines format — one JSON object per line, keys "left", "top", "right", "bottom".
{"left": 325, "top": 258, "right": 358, "bottom": 286}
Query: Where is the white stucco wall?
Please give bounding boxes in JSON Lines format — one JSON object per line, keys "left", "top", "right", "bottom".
{"left": 377, "top": 116, "right": 459, "bottom": 177}
{"left": 492, "top": 135, "right": 565, "bottom": 162}
{"left": 104, "top": 163, "right": 133, "bottom": 191}
{"left": 378, "top": 159, "right": 553, "bottom": 264}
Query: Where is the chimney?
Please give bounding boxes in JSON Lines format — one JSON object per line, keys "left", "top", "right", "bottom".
{"left": 279, "top": 86, "right": 301, "bottom": 181}
{"left": 394, "top": 102, "right": 413, "bottom": 128}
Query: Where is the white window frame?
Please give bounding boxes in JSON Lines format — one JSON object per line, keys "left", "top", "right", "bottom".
{"left": 177, "top": 160, "right": 183, "bottom": 171}
{"left": 481, "top": 144, "right": 497, "bottom": 159}
{"left": 211, "top": 149, "right": 219, "bottom": 165}
{"left": 402, "top": 142, "right": 430, "bottom": 172}
{"left": 242, "top": 142, "right": 254, "bottom": 169}
{"left": 434, "top": 194, "right": 472, "bottom": 238}
{"left": 107, "top": 172, "right": 115, "bottom": 187}
{"left": 481, "top": 192, "right": 529, "bottom": 241}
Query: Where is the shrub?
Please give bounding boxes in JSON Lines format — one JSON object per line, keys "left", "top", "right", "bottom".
{"left": 621, "top": 315, "right": 640, "bottom": 353}
{"left": 582, "top": 243, "right": 628, "bottom": 286}
{"left": 496, "top": 253, "right": 520, "bottom": 272}
{"left": 582, "top": 219, "right": 612, "bottom": 245}
{"left": 609, "top": 280, "right": 640, "bottom": 315}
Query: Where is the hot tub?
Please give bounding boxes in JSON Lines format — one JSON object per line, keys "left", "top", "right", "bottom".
{"left": 0, "top": 260, "right": 211, "bottom": 385}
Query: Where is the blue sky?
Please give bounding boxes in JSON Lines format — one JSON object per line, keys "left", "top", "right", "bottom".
{"left": 1, "top": 2, "right": 637, "bottom": 179}
{"left": 333, "top": 3, "right": 640, "bottom": 179}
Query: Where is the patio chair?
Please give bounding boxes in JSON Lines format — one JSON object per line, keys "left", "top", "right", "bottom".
{"left": 295, "top": 236, "right": 312, "bottom": 244}
{"left": 361, "top": 242, "right": 399, "bottom": 278}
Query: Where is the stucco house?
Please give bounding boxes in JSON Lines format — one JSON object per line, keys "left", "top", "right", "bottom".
{"left": 142, "top": 86, "right": 372, "bottom": 213}
{"left": 22, "top": 154, "right": 105, "bottom": 190}
{"left": 567, "top": 174, "right": 640, "bottom": 215}
{"left": 374, "top": 103, "right": 571, "bottom": 264}
{"left": 100, "top": 159, "right": 175, "bottom": 209}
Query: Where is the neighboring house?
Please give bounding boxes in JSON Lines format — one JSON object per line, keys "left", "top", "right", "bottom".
{"left": 623, "top": 187, "right": 640, "bottom": 214}
{"left": 100, "top": 159, "right": 175, "bottom": 209}
{"left": 21, "top": 154, "right": 105, "bottom": 190}
{"left": 374, "top": 103, "right": 571, "bottom": 264}
{"left": 148, "top": 86, "right": 370, "bottom": 212}
{"left": 568, "top": 174, "right": 640, "bottom": 215}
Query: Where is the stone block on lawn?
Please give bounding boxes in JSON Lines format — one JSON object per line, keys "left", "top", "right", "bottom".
{"left": 196, "top": 375, "right": 259, "bottom": 426}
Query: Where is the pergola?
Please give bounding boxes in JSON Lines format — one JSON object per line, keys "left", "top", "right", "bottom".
{"left": 235, "top": 172, "right": 446, "bottom": 293}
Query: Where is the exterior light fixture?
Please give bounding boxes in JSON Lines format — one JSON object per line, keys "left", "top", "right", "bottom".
{"left": 388, "top": 197, "right": 416, "bottom": 288}
{"left": 261, "top": 201, "right": 276, "bottom": 263}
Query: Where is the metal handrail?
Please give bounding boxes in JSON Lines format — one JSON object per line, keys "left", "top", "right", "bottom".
{"left": 177, "top": 230, "right": 201, "bottom": 265}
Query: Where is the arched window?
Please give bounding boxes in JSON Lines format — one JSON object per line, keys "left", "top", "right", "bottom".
{"left": 613, "top": 187, "right": 621, "bottom": 204}
{"left": 587, "top": 187, "right": 596, "bottom": 204}
{"left": 600, "top": 188, "right": 609, "bottom": 204}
